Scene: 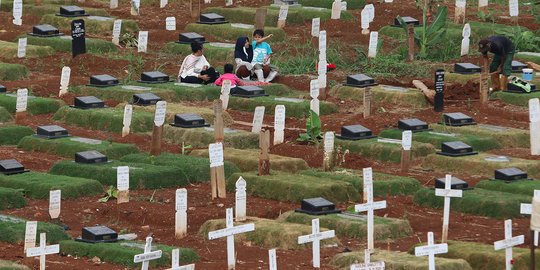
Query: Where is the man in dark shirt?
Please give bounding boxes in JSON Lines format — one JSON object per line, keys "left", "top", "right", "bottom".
{"left": 478, "top": 35, "right": 515, "bottom": 92}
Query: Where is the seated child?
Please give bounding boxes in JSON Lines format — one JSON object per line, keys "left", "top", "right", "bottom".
{"left": 215, "top": 64, "right": 242, "bottom": 87}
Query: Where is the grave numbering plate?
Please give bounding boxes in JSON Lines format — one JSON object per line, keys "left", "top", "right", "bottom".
{"left": 88, "top": 74, "right": 119, "bottom": 87}
{"left": 295, "top": 197, "right": 341, "bottom": 215}
{"left": 494, "top": 167, "right": 529, "bottom": 182}
{"left": 454, "top": 63, "right": 481, "bottom": 74}
{"left": 35, "top": 125, "right": 70, "bottom": 139}
{"left": 0, "top": 159, "right": 28, "bottom": 175}
{"left": 442, "top": 112, "right": 476, "bottom": 126}
{"left": 138, "top": 71, "right": 170, "bottom": 84}
{"left": 170, "top": 113, "right": 209, "bottom": 128}
{"left": 398, "top": 118, "right": 430, "bottom": 132}
{"left": 177, "top": 32, "right": 206, "bottom": 44}
{"left": 132, "top": 93, "right": 162, "bottom": 106}
{"left": 230, "top": 86, "right": 268, "bottom": 98}
{"left": 437, "top": 141, "right": 478, "bottom": 157}
{"left": 73, "top": 96, "right": 105, "bottom": 109}
{"left": 76, "top": 226, "right": 118, "bottom": 243}
{"left": 435, "top": 176, "right": 469, "bottom": 189}
{"left": 198, "top": 13, "right": 228, "bottom": 24}
{"left": 336, "top": 124, "right": 376, "bottom": 140}
{"left": 56, "top": 5, "right": 88, "bottom": 17}
{"left": 344, "top": 74, "right": 378, "bottom": 88}
{"left": 393, "top": 16, "right": 420, "bottom": 27}
{"left": 28, "top": 24, "right": 63, "bottom": 37}
{"left": 75, "top": 150, "right": 108, "bottom": 164}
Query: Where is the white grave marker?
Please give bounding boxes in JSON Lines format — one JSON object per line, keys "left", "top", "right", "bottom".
{"left": 134, "top": 237, "right": 162, "bottom": 270}
{"left": 117, "top": 166, "right": 129, "bottom": 191}
{"left": 122, "top": 104, "right": 133, "bottom": 137}
{"left": 209, "top": 142, "right": 224, "bottom": 168}
{"left": 479, "top": 0, "right": 488, "bottom": 8}
{"left": 154, "top": 101, "right": 167, "bottom": 127}
{"left": 49, "top": 190, "right": 61, "bottom": 219}
{"left": 208, "top": 208, "right": 255, "bottom": 270}
{"left": 318, "top": 31, "right": 327, "bottom": 53}
{"left": 494, "top": 219, "right": 524, "bottom": 270}
{"left": 160, "top": 0, "right": 167, "bottom": 8}
{"left": 331, "top": 0, "right": 342, "bottom": 19}
{"left": 59, "top": 66, "right": 71, "bottom": 96}
{"left": 368, "top": 31, "right": 378, "bottom": 58}
{"left": 166, "top": 17, "right": 176, "bottom": 31}
{"left": 175, "top": 188, "right": 188, "bottom": 238}
{"left": 520, "top": 190, "right": 540, "bottom": 245}
{"left": 225, "top": 0, "right": 232, "bottom": 6}
{"left": 137, "top": 31, "right": 148, "bottom": 53}
{"left": 12, "top": 0, "right": 22, "bottom": 26}
{"left": 16, "top": 88, "right": 28, "bottom": 113}
{"left": 350, "top": 249, "right": 385, "bottom": 270}
{"left": 24, "top": 221, "right": 37, "bottom": 252}
{"left": 311, "top": 18, "right": 320, "bottom": 37}
{"left": 112, "top": 19, "right": 122, "bottom": 45}
{"left": 131, "top": 0, "right": 140, "bottom": 15}
{"left": 364, "top": 4, "right": 375, "bottom": 22}
{"left": 529, "top": 98, "right": 540, "bottom": 155}
{"left": 509, "top": 0, "right": 519, "bottom": 17}
{"left": 297, "top": 218, "right": 335, "bottom": 268}
{"left": 251, "top": 106, "right": 265, "bottom": 133}
{"left": 435, "top": 174, "right": 463, "bottom": 242}
{"left": 402, "top": 130, "right": 412, "bottom": 151}
{"left": 355, "top": 167, "right": 386, "bottom": 251}
{"left": 310, "top": 79, "right": 320, "bottom": 115}
{"left": 318, "top": 74, "right": 327, "bottom": 89}
{"left": 26, "top": 233, "right": 60, "bottom": 270}
{"left": 110, "top": 0, "right": 118, "bottom": 9}
{"left": 324, "top": 132, "right": 335, "bottom": 153}
{"left": 460, "top": 23, "right": 471, "bottom": 56}
{"left": 268, "top": 248, "right": 277, "bottom": 270}
{"left": 166, "top": 248, "right": 195, "bottom": 270}
{"left": 17, "top": 37, "right": 27, "bottom": 58}
{"left": 278, "top": 5, "right": 288, "bottom": 21}
{"left": 361, "top": 8, "right": 370, "bottom": 34}
{"left": 235, "top": 177, "right": 247, "bottom": 221}
{"left": 273, "top": 105, "right": 286, "bottom": 145}
{"left": 220, "top": 80, "right": 231, "bottom": 110}
{"left": 415, "top": 232, "right": 448, "bottom": 270}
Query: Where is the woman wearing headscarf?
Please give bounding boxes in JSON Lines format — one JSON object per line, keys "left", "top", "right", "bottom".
{"left": 234, "top": 37, "right": 254, "bottom": 79}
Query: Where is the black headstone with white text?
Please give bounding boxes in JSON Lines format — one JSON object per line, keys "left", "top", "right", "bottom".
{"left": 434, "top": 69, "right": 444, "bottom": 112}
{"left": 71, "top": 19, "right": 86, "bottom": 57}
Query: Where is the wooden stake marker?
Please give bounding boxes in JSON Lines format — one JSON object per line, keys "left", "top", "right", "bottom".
{"left": 273, "top": 105, "right": 285, "bottom": 145}
{"left": 59, "top": 66, "right": 71, "bottom": 97}
{"left": 415, "top": 232, "right": 448, "bottom": 270}
{"left": 235, "top": 177, "right": 247, "bottom": 221}
{"left": 214, "top": 100, "right": 224, "bottom": 143}
{"left": 355, "top": 167, "right": 386, "bottom": 252}
{"left": 48, "top": 190, "right": 61, "bottom": 220}
{"left": 480, "top": 56, "right": 489, "bottom": 104}
{"left": 407, "top": 24, "right": 414, "bottom": 61}
{"left": 454, "top": 0, "right": 466, "bottom": 24}
{"left": 122, "top": 104, "right": 133, "bottom": 137}
{"left": 323, "top": 131, "right": 335, "bottom": 171}
{"left": 116, "top": 166, "right": 129, "bottom": 204}
{"left": 175, "top": 188, "right": 188, "bottom": 239}
{"left": 151, "top": 101, "right": 167, "bottom": 156}
{"left": 26, "top": 233, "right": 59, "bottom": 270}
{"left": 112, "top": 20, "right": 122, "bottom": 45}
{"left": 252, "top": 106, "right": 265, "bottom": 133}
{"left": 494, "top": 219, "right": 524, "bottom": 270}
{"left": 436, "top": 174, "right": 462, "bottom": 243}
{"left": 277, "top": 5, "right": 288, "bottom": 28}
{"left": 166, "top": 248, "right": 195, "bottom": 270}
{"left": 209, "top": 142, "right": 226, "bottom": 199}
{"left": 220, "top": 80, "right": 231, "bottom": 110}
{"left": 134, "top": 237, "right": 162, "bottom": 270}
{"left": 297, "top": 218, "right": 335, "bottom": 268}
{"left": 15, "top": 88, "right": 28, "bottom": 124}
{"left": 258, "top": 129, "right": 270, "bottom": 175}
{"left": 363, "top": 87, "right": 372, "bottom": 118}
{"left": 24, "top": 221, "right": 38, "bottom": 253}
{"left": 400, "top": 130, "right": 412, "bottom": 173}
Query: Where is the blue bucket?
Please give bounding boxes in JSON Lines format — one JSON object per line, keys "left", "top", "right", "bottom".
{"left": 523, "top": 68, "right": 534, "bottom": 81}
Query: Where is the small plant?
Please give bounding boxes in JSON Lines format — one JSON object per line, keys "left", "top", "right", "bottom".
{"left": 476, "top": 10, "right": 496, "bottom": 23}
{"left": 297, "top": 110, "right": 323, "bottom": 144}
{"left": 98, "top": 186, "right": 118, "bottom": 203}
{"left": 181, "top": 142, "right": 192, "bottom": 155}
{"left": 123, "top": 53, "right": 145, "bottom": 83}
{"left": 498, "top": 27, "right": 540, "bottom": 52}
{"left": 120, "top": 33, "right": 138, "bottom": 48}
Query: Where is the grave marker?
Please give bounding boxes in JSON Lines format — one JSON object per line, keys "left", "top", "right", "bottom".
{"left": 331, "top": 0, "right": 341, "bottom": 19}
{"left": 355, "top": 167, "right": 386, "bottom": 251}
{"left": 478, "top": 0, "right": 488, "bottom": 11}
{"left": 530, "top": 98, "right": 540, "bottom": 155}
{"left": 134, "top": 237, "right": 162, "bottom": 270}
{"left": 160, "top": 0, "right": 167, "bottom": 8}
{"left": 363, "top": 87, "right": 372, "bottom": 118}
{"left": 259, "top": 129, "right": 271, "bottom": 175}
{"left": 436, "top": 174, "right": 463, "bottom": 243}
{"left": 480, "top": 56, "right": 489, "bottom": 104}
{"left": 112, "top": 19, "right": 122, "bottom": 45}
{"left": 415, "top": 232, "right": 448, "bottom": 270}
{"left": 15, "top": 88, "right": 28, "bottom": 124}
{"left": 460, "top": 23, "right": 470, "bottom": 56}
{"left": 117, "top": 166, "right": 129, "bottom": 204}
{"left": 235, "top": 177, "right": 247, "bottom": 221}
{"left": 208, "top": 208, "right": 255, "bottom": 270}
{"left": 361, "top": 8, "right": 370, "bottom": 34}
{"left": 71, "top": 19, "right": 86, "bottom": 57}
{"left": 166, "top": 248, "right": 195, "bottom": 270}
{"left": 17, "top": 37, "right": 27, "bottom": 58}
{"left": 24, "top": 221, "right": 37, "bottom": 252}
{"left": 400, "top": 130, "right": 412, "bottom": 172}
{"left": 220, "top": 80, "right": 231, "bottom": 110}
{"left": 494, "top": 219, "right": 524, "bottom": 270}
{"left": 364, "top": 4, "right": 375, "bottom": 22}
{"left": 209, "top": 142, "right": 226, "bottom": 199}
{"left": 49, "top": 190, "right": 61, "bottom": 219}
{"left": 407, "top": 24, "right": 414, "bottom": 60}
{"left": 175, "top": 188, "right": 187, "bottom": 238}
{"left": 509, "top": 0, "right": 518, "bottom": 17}
{"left": 520, "top": 190, "right": 540, "bottom": 246}
{"left": 110, "top": 0, "right": 118, "bottom": 9}
{"left": 255, "top": 8, "right": 267, "bottom": 30}
{"left": 213, "top": 100, "right": 224, "bottom": 143}
{"left": 297, "top": 218, "right": 335, "bottom": 268}
{"left": 268, "top": 248, "right": 277, "bottom": 270}
{"left": 122, "top": 104, "right": 133, "bottom": 137}
{"left": 150, "top": 101, "right": 167, "bottom": 156}
{"left": 434, "top": 69, "right": 444, "bottom": 112}
{"left": 59, "top": 66, "right": 71, "bottom": 97}
{"left": 318, "top": 30, "right": 326, "bottom": 53}
{"left": 131, "top": 0, "right": 140, "bottom": 15}
{"left": 26, "top": 233, "right": 60, "bottom": 270}
{"left": 12, "top": 0, "right": 22, "bottom": 26}
{"left": 277, "top": 5, "right": 288, "bottom": 28}
{"left": 225, "top": 0, "right": 232, "bottom": 6}
{"left": 350, "top": 249, "right": 385, "bottom": 269}
{"left": 311, "top": 18, "right": 320, "bottom": 37}
{"left": 273, "top": 105, "right": 285, "bottom": 145}
{"left": 310, "top": 79, "right": 320, "bottom": 115}
{"left": 455, "top": 0, "right": 466, "bottom": 24}
{"left": 138, "top": 31, "right": 148, "bottom": 53}
{"left": 166, "top": 17, "right": 176, "bottom": 31}
{"left": 251, "top": 106, "right": 265, "bottom": 133}
{"left": 367, "top": 31, "right": 378, "bottom": 58}
{"left": 323, "top": 131, "right": 335, "bottom": 171}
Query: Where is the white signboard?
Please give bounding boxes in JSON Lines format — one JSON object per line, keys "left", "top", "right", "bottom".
{"left": 166, "top": 17, "right": 176, "bottom": 31}
{"left": 209, "top": 142, "right": 224, "bottom": 167}
{"left": 268, "top": 249, "right": 277, "bottom": 270}
{"left": 509, "top": 0, "right": 519, "bottom": 16}
{"left": 456, "top": 0, "right": 466, "bottom": 8}
{"left": 318, "top": 74, "right": 327, "bottom": 89}
{"left": 235, "top": 177, "right": 247, "bottom": 221}
{"left": 324, "top": 132, "right": 335, "bottom": 153}
{"left": 137, "top": 31, "right": 148, "bottom": 53}
{"left": 297, "top": 219, "right": 335, "bottom": 268}
{"left": 110, "top": 0, "right": 118, "bottom": 9}
{"left": 251, "top": 106, "right": 265, "bottom": 133}
{"left": 116, "top": 166, "right": 129, "bottom": 191}
{"left": 16, "top": 88, "right": 28, "bottom": 113}
{"left": 133, "top": 237, "right": 162, "bottom": 270}
{"left": 220, "top": 80, "right": 231, "bottom": 110}
{"left": 123, "top": 104, "right": 133, "bottom": 133}
{"left": 12, "top": 0, "right": 22, "bottom": 26}
{"left": 361, "top": 8, "right": 370, "bottom": 32}
{"left": 479, "top": 0, "right": 488, "bottom": 7}
{"left": 17, "top": 38, "right": 27, "bottom": 58}
{"left": 153, "top": 100, "right": 167, "bottom": 126}
{"left": 364, "top": 4, "right": 375, "bottom": 22}
{"left": 274, "top": 105, "right": 286, "bottom": 145}
{"left": 175, "top": 188, "right": 188, "bottom": 239}
{"left": 460, "top": 23, "right": 470, "bottom": 56}
{"left": 278, "top": 5, "right": 288, "bottom": 21}
{"left": 112, "top": 20, "right": 122, "bottom": 45}
{"left": 402, "top": 130, "right": 412, "bottom": 151}
{"left": 48, "top": 190, "right": 61, "bottom": 219}
{"left": 24, "top": 221, "right": 37, "bottom": 252}
{"left": 331, "top": 0, "right": 341, "bottom": 19}
{"left": 318, "top": 31, "right": 327, "bottom": 52}
{"left": 529, "top": 98, "right": 540, "bottom": 122}
{"left": 59, "top": 66, "right": 71, "bottom": 96}
{"left": 368, "top": 31, "right": 378, "bottom": 58}
{"left": 311, "top": 18, "right": 320, "bottom": 37}
{"left": 494, "top": 219, "right": 524, "bottom": 270}
{"left": 160, "top": 0, "right": 167, "bottom": 8}
{"left": 175, "top": 188, "right": 187, "bottom": 212}
{"left": 225, "top": 0, "right": 232, "bottom": 6}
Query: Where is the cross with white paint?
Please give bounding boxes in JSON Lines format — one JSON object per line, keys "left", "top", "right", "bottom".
{"left": 26, "top": 233, "right": 60, "bottom": 270}
{"left": 494, "top": 219, "right": 524, "bottom": 270}
{"left": 134, "top": 237, "right": 162, "bottom": 270}
{"left": 350, "top": 249, "right": 385, "bottom": 269}
{"left": 415, "top": 232, "right": 448, "bottom": 270}
{"left": 297, "top": 218, "right": 335, "bottom": 268}
{"left": 355, "top": 167, "right": 386, "bottom": 252}
{"left": 165, "top": 248, "right": 195, "bottom": 270}
{"left": 435, "top": 174, "right": 463, "bottom": 243}
{"left": 208, "top": 208, "right": 255, "bottom": 270}
{"left": 268, "top": 248, "right": 277, "bottom": 270}
{"left": 520, "top": 190, "right": 540, "bottom": 245}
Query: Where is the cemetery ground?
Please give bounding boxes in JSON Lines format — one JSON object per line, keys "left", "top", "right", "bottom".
{"left": 0, "top": 0, "right": 540, "bottom": 268}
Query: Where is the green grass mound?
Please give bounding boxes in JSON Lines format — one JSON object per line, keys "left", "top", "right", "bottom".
{"left": 431, "top": 123, "right": 529, "bottom": 148}
{"left": 228, "top": 96, "right": 338, "bottom": 118}
{"left": 422, "top": 152, "right": 540, "bottom": 179}
{"left": 336, "top": 138, "right": 436, "bottom": 163}
{"left": 69, "top": 84, "right": 178, "bottom": 103}
{"left": 413, "top": 187, "right": 530, "bottom": 218}
{"left": 25, "top": 35, "right": 118, "bottom": 54}
{"left": 40, "top": 14, "right": 138, "bottom": 35}
{"left": 475, "top": 179, "right": 540, "bottom": 196}
{"left": 227, "top": 172, "right": 359, "bottom": 203}
{"left": 0, "top": 260, "right": 30, "bottom": 270}
{"left": 378, "top": 129, "right": 501, "bottom": 151}
{"left": 0, "top": 187, "right": 26, "bottom": 210}
{"left": 299, "top": 0, "right": 365, "bottom": 9}
{"left": 492, "top": 90, "right": 540, "bottom": 107}
{"left": 278, "top": 211, "right": 412, "bottom": 240}
{"left": 53, "top": 106, "right": 154, "bottom": 133}
{"left": 190, "top": 148, "right": 309, "bottom": 173}
{"left": 0, "top": 40, "right": 54, "bottom": 59}
{"left": 60, "top": 240, "right": 198, "bottom": 267}
{"left": 0, "top": 125, "right": 34, "bottom": 145}
{"left": 165, "top": 42, "right": 234, "bottom": 63}
{"left": 163, "top": 125, "right": 259, "bottom": 149}
{"left": 119, "top": 152, "right": 240, "bottom": 180}
{"left": 50, "top": 160, "right": 201, "bottom": 189}
{"left": 299, "top": 169, "right": 421, "bottom": 196}
{"left": 0, "top": 107, "right": 12, "bottom": 122}
{"left": 516, "top": 53, "right": 540, "bottom": 64}
{"left": 0, "top": 215, "right": 69, "bottom": 244}
{"left": 0, "top": 172, "right": 103, "bottom": 199}
{"left": 330, "top": 84, "right": 429, "bottom": 108}
{"left": 185, "top": 23, "right": 285, "bottom": 42}
{"left": 0, "top": 94, "right": 63, "bottom": 115}
{"left": 198, "top": 216, "right": 339, "bottom": 250}
{"left": 330, "top": 250, "right": 472, "bottom": 270}
{"left": 0, "top": 62, "right": 28, "bottom": 81}
{"left": 18, "top": 136, "right": 139, "bottom": 159}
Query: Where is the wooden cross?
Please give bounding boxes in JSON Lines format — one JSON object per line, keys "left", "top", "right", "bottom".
{"left": 208, "top": 208, "right": 255, "bottom": 270}
{"left": 165, "top": 248, "right": 195, "bottom": 270}
{"left": 494, "top": 219, "right": 524, "bottom": 270}
{"left": 520, "top": 190, "right": 540, "bottom": 246}
{"left": 151, "top": 101, "right": 167, "bottom": 156}
{"left": 435, "top": 174, "right": 463, "bottom": 243}
{"left": 350, "top": 249, "right": 385, "bottom": 269}
{"left": 26, "top": 233, "right": 60, "bottom": 270}
{"left": 297, "top": 218, "right": 336, "bottom": 268}
{"left": 209, "top": 142, "right": 226, "bottom": 199}
{"left": 134, "top": 237, "right": 162, "bottom": 270}
{"left": 355, "top": 167, "right": 386, "bottom": 252}
{"left": 213, "top": 100, "right": 224, "bottom": 143}
{"left": 414, "top": 232, "right": 448, "bottom": 270}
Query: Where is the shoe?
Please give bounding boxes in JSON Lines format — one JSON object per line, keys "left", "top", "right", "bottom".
{"left": 265, "top": 71, "right": 278, "bottom": 83}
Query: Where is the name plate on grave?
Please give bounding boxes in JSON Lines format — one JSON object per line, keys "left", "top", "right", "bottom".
{"left": 121, "top": 85, "right": 152, "bottom": 91}
{"left": 274, "top": 97, "right": 304, "bottom": 103}
{"left": 70, "top": 137, "right": 102, "bottom": 145}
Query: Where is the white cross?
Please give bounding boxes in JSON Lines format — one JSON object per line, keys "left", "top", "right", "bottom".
{"left": 26, "top": 233, "right": 60, "bottom": 270}
{"left": 520, "top": 190, "right": 540, "bottom": 245}
{"left": 134, "top": 237, "right": 162, "bottom": 270}
{"left": 165, "top": 248, "right": 195, "bottom": 270}
{"left": 355, "top": 167, "right": 386, "bottom": 252}
{"left": 415, "top": 232, "right": 448, "bottom": 270}
{"left": 350, "top": 249, "right": 385, "bottom": 269}
{"left": 494, "top": 219, "right": 524, "bottom": 270}
{"left": 297, "top": 218, "right": 335, "bottom": 268}
{"left": 435, "top": 174, "right": 463, "bottom": 243}
{"left": 268, "top": 248, "right": 277, "bottom": 270}
{"left": 208, "top": 208, "right": 255, "bottom": 270}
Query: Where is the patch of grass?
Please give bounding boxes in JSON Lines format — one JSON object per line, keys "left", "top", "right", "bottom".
{"left": 18, "top": 136, "right": 139, "bottom": 159}
{"left": 0, "top": 0, "right": 74, "bottom": 10}
{"left": 25, "top": 35, "right": 118, "bottom": 54}
{"left": 163, "top": 125, "right": 259, "bottom": 149}
{"left": 475, "top": 179, "right": 540, "bottom": 196}
{"left": 185, "top": 23, "right": 285, "bottom": 42}
{"left": 0, "top": 107, "right": 12, "bottom": 123}
{"left": 228, "top": 96, "right": 338, "bottom": 118}
{"left": 515, "top": 53, "right": 540, "bottom": 64}
{"left": 431, "top": 123, "right": 529, "bottom": 148}
{"left": 299, "top": 0, "right": 365, "bottom": 9}
{"left": 379, "top": 129, "right": 501, "bottom": 151}
{"left": 330, "top": 84, "right": 429, "bottom": 108}
{"left": 0, "top": 260, "right": 30, "bottom": 270}
{"left": 335, "top": 138, "right": 436, "bottom": 163}
{"left": 227, "top": 171, "right": 359, "bottom": 203}
{"left": 60, "top": 240, "right": 198, "bottom": 267}
{"left": 492, "top": 90, "right": 540, "bottom": 107}
{"left": 0, "top": 40, "right": 54, "bottom": 58}
{"left": 0, "top": 187, "right": 26, "bottom": 210}
{"left": 356, "top": 54, "right": 434, "bottom": 79}
{"left": 0, "top": 94, "right": 63, "bottom": 115}
{"left": 0, "top": 62, "right": 28, "bottom": 81}
{"left": 198, "top": 216, "right": 339, "bottom": 250}
{"left": 69, "top": 85, "right": 178, "bottom": 104}
{"left": 0, "top": 125, "right": 34, "bottom": 145}
{"left": 190, "top": 148, "right": 309, "bottom": 173}
{"left": 0, "top": 215, "right": 70, "bottom": 244}
{"left": 40, "top": 14, "right": 138, "bottom": 35}
{"left": 165, "top": 42, "right": 234, "bottom": 63}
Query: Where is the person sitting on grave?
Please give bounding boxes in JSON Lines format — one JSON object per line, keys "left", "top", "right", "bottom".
{"left": 215, "top": 64, "right": 243, "bottom": 87}
{"left": 251, "top": 29, "right": 279, "bottom": 83}
{"left": 478, "top": 35, "right": 515, "bottom": 93}
{"left": 177, "top": 42, "right": 219, "bottom": 84}
{"left": 234, "top": 36, "right": 254, "bottom": 80}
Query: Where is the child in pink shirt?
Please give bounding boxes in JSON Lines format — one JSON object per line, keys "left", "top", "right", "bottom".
{"left": 215, "top": 64, "right": 242, "bottom": 87}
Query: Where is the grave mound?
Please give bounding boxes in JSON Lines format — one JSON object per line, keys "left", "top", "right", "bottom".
{"left": 335, "top": 137, "right": 436, "bottom": 163}
{"left": 430, "top": 123, "right": 529, "bottom": 148}
{"left": 25, "top": 35, "right": 117, "bottom": 54}
{"left": 298, "top": 0, "right": 365, "bottom": 9}
{"left": 185, "top": 23, "right": 286, "bottom": 42}
{"left": 0, "top": 107, "right": 10, "bottom": 122}
{"left": 40, "top": 14, "right": 139, "bottom": 35}
{"left": 0, "top": 40, "right": 55, "bottom": 58}
{"left": 330, "top": 84, "right": 429, "bottom": 108}
{"left": 0, "top": 260, "right": 30, "bottom": 270}
{"left": 228, "top": 96, "right": 338, "bottom": 118}
{"left": 165, "top": 42, "right": 234, "bottom": 63}
{"left": 163, "top": 125, "right": 259, "bottom": 149}
{"left": 0, "top": 125, "right": 34, "bottom": 145}
{"left": 0, "top": 62, "right": 29, "bottom": 81}
{"left": 0, "top": 187, "right": 26, "bottom": 210}
{"left": 475, "top": 178, "right": 540, "bottom": 196}
{"left": 0, "top": 93, "right": 63, "bottom": 115}
{"left": 0, "top": 215, "right": 70, "bottom": 244}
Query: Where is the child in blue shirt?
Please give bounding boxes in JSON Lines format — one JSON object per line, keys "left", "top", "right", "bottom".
{"left": 251, "top": 29, "right": 279, "bottom": 82}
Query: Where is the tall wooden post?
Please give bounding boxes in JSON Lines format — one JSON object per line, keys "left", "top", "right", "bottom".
{"left": 407, "top": 24, "right": 415, "bottom": 61}
{"left": 255, "top": 8, "right": 267, "bottom": 30}
{"left": 480, "top": 55, "right": 489, "bottom": 105}
{"left": 213, "top": 100, "right": 224, "bottom": 143}
{"left": 258, "top": 130, "right": 270, "bottom": 176}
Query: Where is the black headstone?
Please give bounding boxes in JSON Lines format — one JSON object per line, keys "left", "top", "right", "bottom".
{"left": 494, "top": 167, "right": 528, "bottom": 181}
{"left": 36, "top": 125, "right": 69, "bottom": 139}
{"left": 454, "top": 63, "right": 481, "bottom": 74}
{"left": 438, "top": 141, "right": 477, "bottom": 157}
{"left": 434, "top": 69, "right": 444, "bottom": 112}
{"left": 0, "top": 85, "right": 6, "bottom": 93}
{"left": 443, "top": 112, "right": 476, "bottom": 126}
{"left": 74, "top": 96, "right": 105, "bottom": 109}
{"left": 337, "top": 124, "right": 375, "bottom": 140}
{"left": 0, "top": 159, "right": 27, "bottom": 175}
{"left": 75, "top": 150, "right": 108, "bottom": 164}
{"left": 139, "top": 71, "right": 170, "bottom": 84}
{"left": 57, "top": 5, "right": 88, "bottom": 17}
{"left": 198, "top": 13, "right": 228, "bottom": 24}
{"left": 506, "top": 82, "right": 537, "bottom": 93}
{"left": 345, "top": 74, "right": 377, "bottom": 88}
{"left": 71, "top": 19, "right": 86, "bottom": 57}
{"left": 282, "top": 0, "right": 299, "bottom": 4}
{"left": 230, "top": 86, "right": 268, "bottom": 98}
{"left": 394, "top": 16, "right": 420, "bottom": 26}
{"left": 177, "top": 32, "right": 206, "bottom": 44}
{"left": 295, "top": 197, "right": 341, "bottom": 215}
{"left": 30, "top": 24, "right": 62, "bottom": 37}
{"left": 435, "top": 176, "right": 469, "bottom": 189}
{"left": 77, "top": 226, "right": 118, "bottom": 243}
{"left": 132, "top": 93, "right": 162, "bottom": 106}
{"left": 171, "top": 113, "right": 209, "bottom": 128}
{"left": 89, "top": 74, "right": 119, "bottom": 87}
{"left": 397, "top": 118, "right": 429, "bottom": 132}
{"left": 511, "top": 60, "right": 528, "bottom": 72}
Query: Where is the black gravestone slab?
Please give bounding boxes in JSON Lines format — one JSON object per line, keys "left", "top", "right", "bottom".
{"left": 73, "top": 96, "right": 105, "bottom": 109}
{"left": 434, "top": 69, "right": 444, "bottom": 112}
{"left": 198, "top": 13, "right": 228, "bottom": 24}
{"left": 0, "top": 85, "right": 6, "bottom": 93}
{"left": 230, "top": 86, "right": 268, "bottom": 98}
{"left": 177, "top": 32, "right": 206, "bottom": 44}
{"left": 36, "top": 125, "right": 70, "bottom": 139}
{"left": 442, "top": 112, "right": 476, "bottom": 126}
{"left": 132, "top": 93, "right": 161, "bottom": 106}
{"left": 437, "top": 141, "right": 477, "bottom": 157}
{"left": 88, "top": 74, "right": 119, "bottom": 87}
{"left": 336, "top": 124, "right": 376, "bottom": 140}
{"left": 282, "top": 0, "right": 299, "bottom": 4}
{"left": 435, "top": 176, "right": 469, "bottom": 189}
{"left": 505, "top": 82, "right": 537, "bottom": 93}
{"left": 344, "top": 74, "right": 378, "bottom": 88}
{"left": 494, "top": 167, "right": 528, "bottom": 181}
{"left": 295, "top": 197, "right": 341, "bottom": 215}
{"left": 57, "top": 6, "right": 88, "bottom": 17}
{"left": 454, "top": 63, "right": 481, "bottom": 74}
{"left": 138, "top": 71, "right": 170, "bottom": 84}
{"left": 393, "top": 16, "right": 420, "bottom": 26}
{"left": 71, "top": 19, "right": 86, "bottom": 57}
{"left": 397, "top": 118, "right": 429, "bottom": 132}
{"left": 170, "top": 113, "right": 209, "bottom": 128}
{"left": 511, "top": 60, "right": 528, "bottom": 72}
{"left": 0, "top": 159, "right": 28, "bottom": 175}
{"left": 29, "top": 24, "right": 63, "bottom": 37}
{"left": 75, "top": 150, "right": 108, "bottom": 164}
{"left": 76, "top": 226, "right": 118, "bottom": 243}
